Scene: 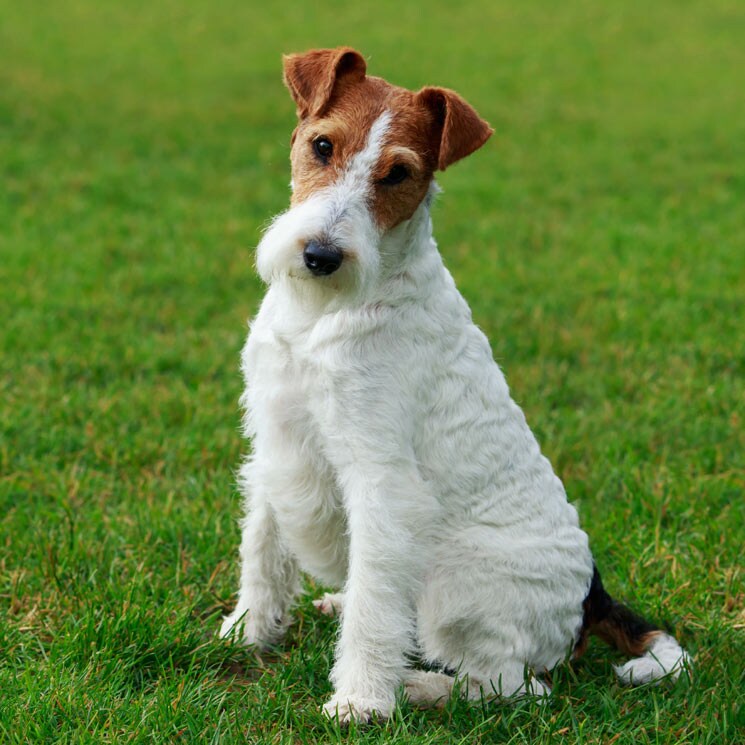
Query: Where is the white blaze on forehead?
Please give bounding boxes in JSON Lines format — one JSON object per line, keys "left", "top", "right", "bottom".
{"left": 301, "top": 110, "right": 392, "bottom": 289}
{"left": 316, "top": 109, "right": 392, "bottom": 245}
{"left": 338, "top": 110, "right": 392, "bottom": 192}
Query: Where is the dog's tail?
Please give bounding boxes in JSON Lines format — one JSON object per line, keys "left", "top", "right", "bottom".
{"left": 574, "top": 565, "right": 691, "bottom": 685}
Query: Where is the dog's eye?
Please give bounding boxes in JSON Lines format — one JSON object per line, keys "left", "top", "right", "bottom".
{"left": 379, "top": 164, "right": 409, "bottom": 186}
{"left": 313, "top": 137, "right": 333, "bottom": 163}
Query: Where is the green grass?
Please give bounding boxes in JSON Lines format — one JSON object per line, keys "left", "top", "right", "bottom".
{"left": 2, "top": 0, "right": 744, "bottom": 742}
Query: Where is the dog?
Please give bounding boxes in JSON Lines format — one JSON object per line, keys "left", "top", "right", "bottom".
{"left": 219, "top": 47, "right": 691, "bottom": 723}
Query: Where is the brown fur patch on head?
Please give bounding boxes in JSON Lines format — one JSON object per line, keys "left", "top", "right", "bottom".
{"left": 415, "top": 87, "right": 494, "bottom": 171}
{"left": 288, "top": 75, "right": 390, "bottom": 206}
{"left": 368, "top": 87, "right": 442, "bottom": 230}
{"left": 283, "top": 47, "right": 367, "bottom": 119}
{"left": 282, "top": 48, "right": 493, "bottom": 232}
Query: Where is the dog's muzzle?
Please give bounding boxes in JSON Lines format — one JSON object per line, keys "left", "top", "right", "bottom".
{"left": 303, "top": 240, "right": 343, "bottom": 276}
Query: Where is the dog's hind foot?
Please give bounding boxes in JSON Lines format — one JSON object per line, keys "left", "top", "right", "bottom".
{"left": 405, "top": 664, "right": 551, "bottom": 708}
{"left": 313, "top": 591, "right": 345, "bottom": 616}
{"left": 404, "top": 670, "right": 454, "bottom": 708}
{"left": 322, "top": 691, "right": 393, "bottom": 724}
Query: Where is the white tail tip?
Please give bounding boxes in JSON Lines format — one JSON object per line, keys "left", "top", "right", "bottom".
{"left": 614, "top": 633, "right": 692, "bottom": 686}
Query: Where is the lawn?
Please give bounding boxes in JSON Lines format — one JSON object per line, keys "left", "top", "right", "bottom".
{"left": 1, "top": 0, "right": 744, "bottom": 742}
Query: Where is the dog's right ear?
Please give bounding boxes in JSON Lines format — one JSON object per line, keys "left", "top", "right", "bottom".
{"left": 283, "top": 47, "right": 367, "bottom": 119}
{"left": 416, "top": 86, "right": 493, "bottom": 171}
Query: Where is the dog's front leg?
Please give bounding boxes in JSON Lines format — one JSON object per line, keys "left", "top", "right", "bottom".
{"left": 219, "top": 483, "right": 299, "bottom": 648}
{"left": 322, "top": 460, "right": 434, "bottom": 724}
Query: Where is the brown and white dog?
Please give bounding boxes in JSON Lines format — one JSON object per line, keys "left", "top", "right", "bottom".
{"left": 220, "top": 47, "right": 691, "bottom": 723}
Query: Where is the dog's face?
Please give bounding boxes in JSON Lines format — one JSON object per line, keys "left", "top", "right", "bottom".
{"left": 256, "top": 47, "right": 492, "bottom": 295}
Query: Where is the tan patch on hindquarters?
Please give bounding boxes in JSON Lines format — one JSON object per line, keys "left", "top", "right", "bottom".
{"left": 594, "top": 625, "right": 662, "bottom": 658}
{"left": 575, "top": 565, "right": 664, "bottom": 659}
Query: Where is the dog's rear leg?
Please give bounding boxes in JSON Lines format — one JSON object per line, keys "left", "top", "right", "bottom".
{"left": 575, "top": 565, "right": 692, "bottom": 684}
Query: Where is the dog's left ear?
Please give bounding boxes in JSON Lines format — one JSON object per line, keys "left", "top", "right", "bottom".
{"left": 283, "top": 47, "right": 367, "bottom": 119}
{"left": 416, "top": 87, "right": 493, "bottom": 171}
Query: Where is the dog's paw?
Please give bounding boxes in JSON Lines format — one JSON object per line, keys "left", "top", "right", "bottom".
{"left": 218, "top": 608, "right": 285, "bottom": 647}
{"left": 522, "top": 677, "right": 552, "bottom": 701}
{"left": 403, "top": 670, "right": 453, "bottom": 708}
{"left": 313, "top": 592, "right": 344, "bottom": 616}
{"left": 219, "top": 609, "right": 254, "bottom": 644}
{"left": 322, "top": 693, "right": 393, "bottom": 724}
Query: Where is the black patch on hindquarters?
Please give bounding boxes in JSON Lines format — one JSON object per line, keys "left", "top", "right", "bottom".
{"left": 574, "top": 564, "right": 660, "bottom": 658}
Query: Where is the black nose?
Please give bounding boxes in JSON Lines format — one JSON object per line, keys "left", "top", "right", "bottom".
{"left": 303, "top": 241, "right": 343, "bottom": 276}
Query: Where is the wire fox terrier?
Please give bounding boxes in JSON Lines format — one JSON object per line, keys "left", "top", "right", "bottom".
{"left": 219, "top": 47, "right": 691, "bottom": 723}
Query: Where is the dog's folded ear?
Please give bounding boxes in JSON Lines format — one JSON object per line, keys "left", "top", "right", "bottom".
{"left": 283, "top": 47, "right": 367, "bottom": 119}
{"left": 416, "top": 87, "right": 494, "bottom": 171}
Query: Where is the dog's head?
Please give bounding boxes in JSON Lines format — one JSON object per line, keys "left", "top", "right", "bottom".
{"left": 256, "top": 47, "right": 492, "bottom": 296}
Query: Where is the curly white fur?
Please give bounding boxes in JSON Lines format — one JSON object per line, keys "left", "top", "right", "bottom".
{"left": 219, "top": 109, "right": 686, "bottom": 722}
